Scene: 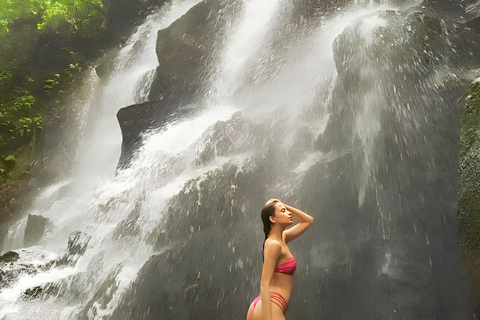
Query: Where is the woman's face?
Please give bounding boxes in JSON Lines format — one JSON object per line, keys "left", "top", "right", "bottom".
{"left": 274, "top": 202, "right": 293, "bottom": 226}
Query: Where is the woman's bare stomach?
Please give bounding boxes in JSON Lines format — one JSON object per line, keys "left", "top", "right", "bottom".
{"left": 269, "top": 274, "right": 294, "bottom": 304}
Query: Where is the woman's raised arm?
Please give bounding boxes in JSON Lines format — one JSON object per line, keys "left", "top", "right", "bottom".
{"left": 283, "top": 205, "right": 314, "bottom": 243}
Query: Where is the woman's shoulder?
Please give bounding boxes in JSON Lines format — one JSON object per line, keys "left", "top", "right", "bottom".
{"left": 264, "top": 238, "right": 282, "bottom": 250}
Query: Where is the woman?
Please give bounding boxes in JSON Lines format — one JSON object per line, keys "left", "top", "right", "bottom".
{"left": 246, "top": 199, "right": 314, "bottom": 320}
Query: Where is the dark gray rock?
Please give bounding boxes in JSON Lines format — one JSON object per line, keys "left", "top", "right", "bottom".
{"left": 111, "top": 229, "right": 249, "bottom": 320}
{"left": 95, "top": 62, "right": 110, "bottom": 79}
{"left": 111, "top": 161, "right": 274, "bottom": 319}
{"left": 117, "top": 0, "right": 242, "bottom": 167}
{"left": 0, "top": 250, "right": 19, "bottom": 263}
{"left": 116, "top": 99, "right": 195, "bottom": 168}
{"left": 300, "top": 7, "right": 476, "bottom": 319}
{"left": 419, "top": 0, "right": 474, "bottom": 21}
{"left": 67, "top": 231, "right": 89, "bottom": 256}
{"left": 55, "top": 231, "right": 91, "bottom": 267}
{"left": 31, "top": 31, "right": 74, "bottom": 72}
{"left": 23, "top": 286, "right": 44, "bottom": 299}
{"left": 0, "top": 247, "right": 55, "bottom": 290}
{"left": 467, "top": 16, "right": 480, "bottom": 34}
{"left": 101, "top": 0, "right": 167, "bottom": 40}
{"left": 148, "top": 0, "right": 242, "bottom": 101}
{"left": 24, "top": 214, "right": 50, "bottom": 247}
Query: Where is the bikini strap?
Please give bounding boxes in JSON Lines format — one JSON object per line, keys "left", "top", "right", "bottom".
{"left": 270, "top": 291, "right": 287, "bottom": 313}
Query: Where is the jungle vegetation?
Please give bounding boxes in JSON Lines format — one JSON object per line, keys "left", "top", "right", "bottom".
{"left": 0, "top": 0, "right": 107, "bottom": 180}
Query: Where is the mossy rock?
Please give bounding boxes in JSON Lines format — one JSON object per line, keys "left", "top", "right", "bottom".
{"left": 0, "top": 251, "right": 19, "bottom": 263}
{"left": 458, "top": 79, "right": 480, "bottom": 248}
{"left": 458, "top": 79, "right": 480, "bottom": 315}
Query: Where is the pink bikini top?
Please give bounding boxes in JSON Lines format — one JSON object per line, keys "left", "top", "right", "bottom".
{"left": 275, "top": 257, "right": 297, "bottom": 275}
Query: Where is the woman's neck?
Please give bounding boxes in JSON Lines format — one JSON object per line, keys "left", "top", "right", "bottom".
{"left": 269, "top": 225, "right": 285, "bottom": 243}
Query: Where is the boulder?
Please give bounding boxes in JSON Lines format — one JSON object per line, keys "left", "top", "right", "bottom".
{"left": 0, "top": 247, "right": 56, "bottom": 290}
{"left": 23, "top": 214, "right": 50, "bottom": 247}
{"left": 55, "top": 231, "right": 91, "bottom": 266}
{"left": 148, "top": 0, "right": 241, "bottom": 100}
{"left": 117, "top": 0, "right": 242, "bottom": 167}
{"left": 0, "top": 250, "right": 19, "bottom": 263}
{"left": 116, "top": 99, "right": 195, "bottom": 168}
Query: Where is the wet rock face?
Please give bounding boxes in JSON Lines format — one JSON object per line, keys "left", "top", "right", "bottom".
{"left": 112, "top": 160, "right": 274, "bottom": 319}
{"left": 101, "top": 0, "right": 167, "bottom": 40}
{"left": 467, "top": 16, "right": 480, "bottom": 33}
{"left": 0, "top": 235, "right": 89, "bottom": 301}
{"left": 458, "top": 80, "right": 480, "bottom": 315}
{"left": 112, "top": 230, "right": 250, "bottom": 319}
{"left": 55, "top": 231, "right": 90, "bottom": 266}
{"left": 116, "top": 99, "right": 196, "bottom": 168}
{"left": 152, "top": 2, "right": 209, "bottom": 92}
{"left": 149, "top": 0, "right": 241, "bottom": 101}
{"left": 458, "top": 82, "right": 480, "bottom": 248}
{"left": 420, "top": 0, "right": 473, "bottom": 21}
{"left": 117, "top": 0, "right": 242, "bottom": 167}
{"left": 323, "top": 10, "right": 451, "bottom": 155}
{"left": 0, "top": 247, "right": 55, "bottom": 290}
{"left": 0, "top": 251, "right": 19, "bottom": 263}
{"left": 300, "top": 7, "right": 478, "bottom": 320}
{"left": 24, "top": 214, "right": 50, "bottom": 247}
{"left": 110, "top": 1, "right": 480, "bottom": 318}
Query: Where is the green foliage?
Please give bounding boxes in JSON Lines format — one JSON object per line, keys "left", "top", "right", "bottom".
{"left": 0, "top": 0, "right": 106, "bottom": 179}
{"left": 0, "top": 84, "right": 42, "bottom": 142}
{"left": 0, "top": 0, "right": 104, "bottom": 35}
{"left": 0, "top": 70, "right": 12, "bottom": 88}
{"left": 12, "top": 90, "right": 35, "bottom": 110}
{"left": 44, "top": 73, "right": 60, "bottom": 92}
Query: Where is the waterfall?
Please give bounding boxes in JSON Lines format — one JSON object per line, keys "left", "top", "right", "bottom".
{"left": 0, "top": 1, "right": 204, "bottom": 318}
{"left": 1, "top": 0, "right": 477, "bottom": 319}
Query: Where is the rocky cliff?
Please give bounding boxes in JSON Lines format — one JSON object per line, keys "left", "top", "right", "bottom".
{"left": 458, "top": 78, "right": 480, "bottom": 315}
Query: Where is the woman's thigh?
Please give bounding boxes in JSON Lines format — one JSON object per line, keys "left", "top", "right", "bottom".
{"left": 252, "top": 300, "right": 286, "bottom": 320}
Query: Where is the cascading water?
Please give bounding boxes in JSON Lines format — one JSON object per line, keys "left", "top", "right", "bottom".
{"left": 1, "top": 0, "right": 479, "bottom": 319}
{"left": 0, "top": 1, "right": 204, "bottom": 318}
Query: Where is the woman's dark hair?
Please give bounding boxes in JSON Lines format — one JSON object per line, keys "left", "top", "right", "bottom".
{"left": 261, "top": 204, "right": 276, "bottom": 240}
{"left": 261, "top": 203, "right": 276, "bottom": 260}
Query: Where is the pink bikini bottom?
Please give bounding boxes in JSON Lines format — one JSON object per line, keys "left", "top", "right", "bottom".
{"left": 252, "top": 291, "right": 287, "bottom": 314}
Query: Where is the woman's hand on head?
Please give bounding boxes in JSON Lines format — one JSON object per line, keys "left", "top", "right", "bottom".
{"left": 265, "top": 199, "right": 281, "bottom": 206}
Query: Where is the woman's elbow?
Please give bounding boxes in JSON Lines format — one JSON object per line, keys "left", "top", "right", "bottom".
{"left": 260, "top": 283, "right": 270, "bottom": 290}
